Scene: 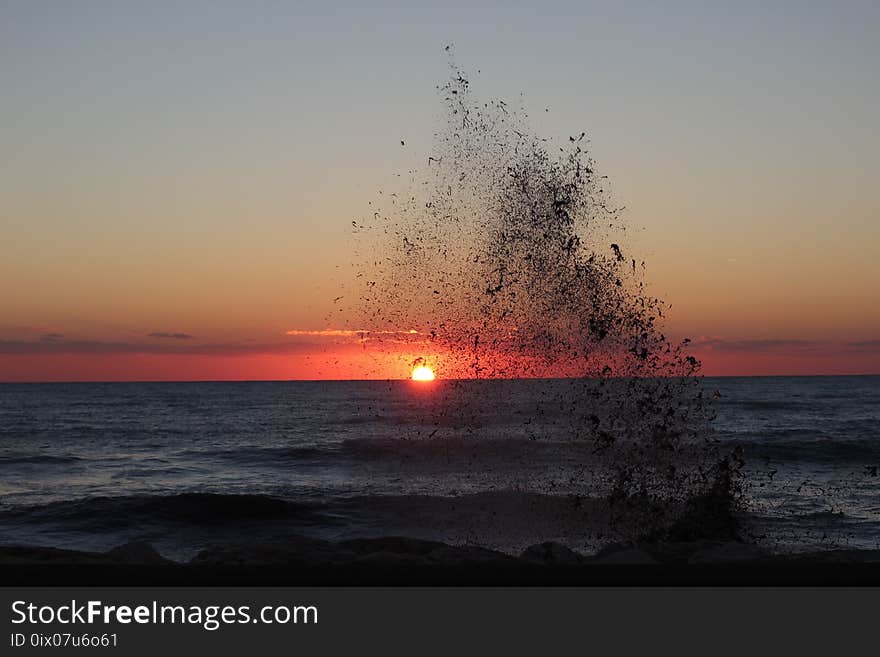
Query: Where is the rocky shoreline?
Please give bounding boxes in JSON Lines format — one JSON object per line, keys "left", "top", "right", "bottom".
{"left": 3, "top": 535, "right": 880, "bottom": 585}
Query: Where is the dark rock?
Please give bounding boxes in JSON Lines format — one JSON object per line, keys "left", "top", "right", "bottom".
{"left": 191, "top": 535, "right": 346, "bottom": 567}
{"left": 0, "top": 545, "right": 108, "bottom": 565}
{"left": 590, "top": 547, "right": 658, "bottom": 565}
{"left": 770, "top": 549, "right": 880, "bottom": 564}
{"left": 520, "top": 542, "right": 586, "bottom": 566}
{"left": 340, "top": 536, "right": 454, "bottom": 557}
{"left": 106, "top": 541, "right": 169, "bottom": 565}
{"left": 688, "top": 542, "right": 768, "bottom": 564}
{"left": 189, "top": 535, "right": 514, "bottom": 568}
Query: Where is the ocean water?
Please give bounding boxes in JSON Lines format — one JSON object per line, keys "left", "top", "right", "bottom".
{"left": 0, "top": 376, "right": 877, "bottom": 560}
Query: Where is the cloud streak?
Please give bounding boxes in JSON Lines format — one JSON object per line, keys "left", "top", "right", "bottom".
{"left": 847, "top": 339, "right": 880, "bottom": 351}
{"left": 0, "top": 339, "right": 340, "bottom": 356}
{"left": 284, "top": 328, "right": 423, "bottom": 345}
{"left": 688, "top": 337, "right": 880, "bottom": 355}
{"left": 285, "top": 329, "right": 419, "bottom": 337}
{"left": 689, "top": 338, "right": 820, "bottom": 353}
{"left": 0, "top": 327, "right": 424, "bottom": 356}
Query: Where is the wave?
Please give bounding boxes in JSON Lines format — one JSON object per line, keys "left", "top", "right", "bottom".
{"left": 725, "top": 437, "right": 879, "bottom": 463}
{"left": 0, "top": 493, "right": 334, "bottom": 530}
{"left": 795, "top": 510, "right": 850, "bottom": 520}
{"left": 182, "top": 436, "right": 594, "bottom": 464}
{"left": 0, "top": 482, "right": 744, "bottom": 549}
{"left": 338, "top": 435, "right": 580, "bottom": 459}
{"left": 0, "top": 490, "right": 600, "bottom": 523}
{"left": 178, "top": 445, "right": 334, "bottom": 462}
{"left": 0, "top": 453, "right": 82, "bottom": 465}
{"left": 719, "top": 400, "right": 811, "bottom": 411}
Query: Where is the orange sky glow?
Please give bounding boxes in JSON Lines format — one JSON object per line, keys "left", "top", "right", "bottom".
{"left": 2, "top": 332, "right": 878, "bottom": 382}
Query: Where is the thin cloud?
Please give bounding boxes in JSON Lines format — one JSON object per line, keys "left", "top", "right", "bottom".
{"left": 285, "top": 329, "right": 365, "bottom": 337}
{"left": 39, "top": 333, "right": 65, "bottom": 343}
{"left": 285, "top": 329, "right": 419, "bottom": 337}
{"left": 0, "top": 328, "right": 426, "bottom": 356}
{"left": 846, "top": 339, "right": 880, "bottom": 352}
{"left": 284, "top": 328, "right": 422, "bottom": 345}
{"left": 689, "top": 338, "right": 820, "bottom": 353}
{"left": 0, "top": 339, "right": 330, "bottom": 356}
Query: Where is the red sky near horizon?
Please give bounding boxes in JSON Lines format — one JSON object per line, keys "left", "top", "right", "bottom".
{"left": 2, "top": 333, "right": 879, "bottom": 382}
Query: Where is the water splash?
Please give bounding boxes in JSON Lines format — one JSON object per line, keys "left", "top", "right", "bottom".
{"left": 350, "top": 65, "right": 743, "bottom": 544}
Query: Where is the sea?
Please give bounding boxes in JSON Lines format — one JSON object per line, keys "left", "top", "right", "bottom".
{"left": 0, "top": 376, "right": 877, "bottom": 560}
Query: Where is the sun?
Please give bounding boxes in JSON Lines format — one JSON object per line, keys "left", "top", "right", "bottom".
{"left": 411, "top": 365, "right": 436, "bottom": 381}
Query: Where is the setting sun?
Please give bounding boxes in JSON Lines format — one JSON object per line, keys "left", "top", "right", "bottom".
{"left": 411, "top": 365, "right": 436, "bottom": 381}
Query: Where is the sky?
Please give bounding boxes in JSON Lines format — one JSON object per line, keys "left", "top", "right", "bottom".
{"left": 1, "top": 0, "right": 879, "bottom": 380}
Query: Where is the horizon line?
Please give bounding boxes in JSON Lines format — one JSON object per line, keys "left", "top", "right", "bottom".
{"left": 2, "top": 373, "right": 878, "bottom": 385}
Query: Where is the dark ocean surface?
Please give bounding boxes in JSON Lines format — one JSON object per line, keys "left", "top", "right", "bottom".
{"left": 0, "top": 376, "right": 877, "bottom": 560}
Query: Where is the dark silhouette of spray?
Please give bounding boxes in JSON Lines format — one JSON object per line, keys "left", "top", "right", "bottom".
{"left": 351, "top": 65, "right": 744, "bottom": 545}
